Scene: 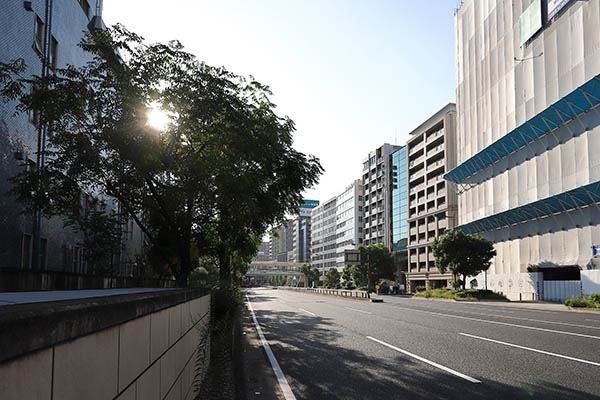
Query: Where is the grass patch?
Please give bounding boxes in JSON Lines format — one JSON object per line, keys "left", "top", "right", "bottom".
{"left": 414, "top": 288, "right": 506, "bottom": 301}
{"left": 564, "top": 298, "right": 600, "bottom": 308}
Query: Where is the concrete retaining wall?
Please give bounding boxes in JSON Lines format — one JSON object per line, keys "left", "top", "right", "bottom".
{"left": 0, "top": 289, "right": 210, "bottom": 400}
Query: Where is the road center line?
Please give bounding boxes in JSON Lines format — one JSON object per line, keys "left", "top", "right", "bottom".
{"left": 391, "top": 305, "right": 600, "bottom": 340}
{"left": 246, "top": 295, "right": 297, "bottom": 400}
{"left": 298, "top": 308, "right": 316, "bottom": 316}
{"left": 459, "top": 333, "right": 600, "bottom": 367}
{"left": 366, "top": 336, "right": 481, "bottom": 383}
{"left": 346, "top": 307, "right": 372, "bottom": 314}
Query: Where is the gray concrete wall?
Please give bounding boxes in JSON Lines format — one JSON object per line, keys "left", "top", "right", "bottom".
{"left": 0, "top": 290, "right": 210, "bottom": 400}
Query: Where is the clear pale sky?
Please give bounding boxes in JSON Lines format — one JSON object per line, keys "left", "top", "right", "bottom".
{"left": 103, "top": 0, "right": 457, "bottom": 204}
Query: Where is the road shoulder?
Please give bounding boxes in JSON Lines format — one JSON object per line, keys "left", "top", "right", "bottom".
{"left": 242, "top": 308, "right": 285, "bottom": 400}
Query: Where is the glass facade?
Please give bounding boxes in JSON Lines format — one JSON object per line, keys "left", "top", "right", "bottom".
{"left": 390, "top": 147, "right": 408, "bottom": 267}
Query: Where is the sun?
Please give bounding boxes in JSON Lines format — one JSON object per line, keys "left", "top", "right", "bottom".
{"left": 147, "top": 106, "right": 170, "bottom": 130}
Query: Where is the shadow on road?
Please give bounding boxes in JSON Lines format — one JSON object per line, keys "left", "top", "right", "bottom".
{"left": 253, "top": 308, "right": 599, "bottom": 400}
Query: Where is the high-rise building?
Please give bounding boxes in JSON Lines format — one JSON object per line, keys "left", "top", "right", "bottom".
{"left": 310, "top": 197, "right": 337, "bottom": 276}
{"left": 0, "top": 1, "right": 144, "bottom": 279}
{"left": 335, "top": 180, "right": 364, "bottom": 268}
{"left": 361, "top": 144, "right": 403, "bottom": 247}
{"left": 450, "top": 0, "right": 600, "bottom": 299}
{"left": 290, "top": 200, "right": 319, "bottom": 263}
{"left": 390, "top": 147, "right": 409, "bottom": 271}
{"left": 269, "top": 220, "right": 294, "bottom": 262}
{"left": 406, "top": 104, "right": 457, "bottom": 291}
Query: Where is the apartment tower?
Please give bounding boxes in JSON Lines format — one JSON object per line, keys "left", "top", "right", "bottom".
{"left": 406, "top": 104, "right": 458, "bottom": 291}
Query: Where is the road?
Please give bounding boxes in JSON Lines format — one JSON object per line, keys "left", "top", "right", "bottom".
{"left": 246, "top": 287, "right": 600, "bottom": 400}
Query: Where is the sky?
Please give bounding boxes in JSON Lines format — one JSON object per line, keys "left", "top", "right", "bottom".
{"left": 103, "top": 0, "right": 458, "bottom": 204}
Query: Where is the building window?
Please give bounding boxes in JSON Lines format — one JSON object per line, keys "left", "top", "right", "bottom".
{"left": 49, "top": 36, "right": 58, "bottom": 70}
{"left": 40, "top": 237, "right": 48, "bottom": 269}
{"left": 22, "top": 234, "right": 32, "bottom": 269}
{"left": 33, "top": 14, "right": 44, "bottom": 54}
{"left": 29, "top": 107, "right": 40, "bottom": 128}
{"left": 79, "top": 0, "right": 90, "bottom": 18}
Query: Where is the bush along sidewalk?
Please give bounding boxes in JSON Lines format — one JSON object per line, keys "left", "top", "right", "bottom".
{"left": 196, "top": 287, "right": 246, "bottom": 400}
{"left": 414, "top": 288, "right": 507, "bottom": 301}
{"left": 565, "top": 293, "right": 600, "bottom": 309}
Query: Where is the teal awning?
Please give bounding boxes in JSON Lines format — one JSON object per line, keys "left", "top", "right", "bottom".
{"left": 445, "top": 74, "right": 600, "bottom": 184}
{"left": 456, "top": 181, "right": 600, "bottom": 235}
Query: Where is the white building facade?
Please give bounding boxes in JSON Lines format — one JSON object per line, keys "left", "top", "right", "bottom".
{"left": 450, "top": 0, "right": 600, "bottom": 300}
{"left": 335, "top": 180, "right": 364, "bottom": 269}
{"left": 310, "top": 197, "right": 338, "bottom": 276}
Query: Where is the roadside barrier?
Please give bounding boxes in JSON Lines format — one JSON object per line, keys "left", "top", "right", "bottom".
{"left": 280, "top": 287, "right": 370, "bottom": 299}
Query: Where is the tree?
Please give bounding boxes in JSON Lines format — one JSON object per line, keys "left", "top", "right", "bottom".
{"left": 356, "top": 244, "right": 395, "bottom": 291}
{"left": 300, "top": 264, "right": 320, "bottom": 288}
{"left": 340, "top": 265, "right": 355, "bottom": 289}
{"left": 431, "top": 229, "right": 496, "bottom": 289}
{"left": 0, "top": 25, "right": 322, "bottom": 285}
{"left": 324, "top": 268, "right": 341, "bottom": 289}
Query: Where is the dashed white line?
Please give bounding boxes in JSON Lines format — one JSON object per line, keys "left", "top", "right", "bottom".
{"left": 391, "top": 305, "right": 600, "bottom": 340}
{"left": 460, "top": 333, "right": 600, "bottom": 367}
{"left": 298, "top": 308, "right": 316, "bottom": 316}
{"left": 409, "top": 304, "right": 600, "bottom": 330}
{"left": 246, "top": 295, "right": 297, "bottom": 400}
{"left": 366, "top": 336, "right": 481, "bottom": 383}
{"left": 346, "top": 307, "right": 372, "bottom": 315}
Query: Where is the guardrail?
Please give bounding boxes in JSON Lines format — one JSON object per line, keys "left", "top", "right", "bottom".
{"left": 281, "top": 287, "right": 370, "bottom": 299}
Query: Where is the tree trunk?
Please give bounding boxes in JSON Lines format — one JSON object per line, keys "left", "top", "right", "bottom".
{"left": 219, "top": 246, "right": 231, "bottom": 287}
{"left": 462, "top": 274, "right": 466, "bottom": 290}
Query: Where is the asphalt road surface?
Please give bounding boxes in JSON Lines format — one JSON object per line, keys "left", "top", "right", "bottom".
{"left": 245, "top": 287, "right": 600, "bottom": 400}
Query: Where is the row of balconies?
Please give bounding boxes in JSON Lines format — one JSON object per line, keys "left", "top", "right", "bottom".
{"left": 409, "top": 219, "right": 448, "bottom": 236}
{"left": 409, "top": 186, "right": 447, "bottom": 207}
{"left": 408, "top": 199, "right": 448, "bottom": 219}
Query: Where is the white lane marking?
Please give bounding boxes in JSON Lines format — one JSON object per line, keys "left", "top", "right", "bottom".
{"left": 407, "top": 303, "right": 600, "bottom": 330}
{"left": 366, "top": 336, "right": 481, "bottom": 384}
{"left": 391, "top": 305, "right": 600, "bottom": 340}
{"left": 246, "top": 295, "right": 297, "bottom": 400}
{"left": 298, "top": 308, "right": 316, "bottom": 316}
{"left": 346, "top": 307, "right": 372, "bottom": 315}
{"left": 438, "top": 300, "right": 561, "bottom": 314}
{"left": 586, "top": 319, "right": 600, "bottom": 323}
{"left": 460, "top": 333, "right": 600, "bottom": 367}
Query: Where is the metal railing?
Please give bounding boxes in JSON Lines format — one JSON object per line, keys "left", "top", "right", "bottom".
{"left": 280, "top": 287, "right": 370, "bottom": 299}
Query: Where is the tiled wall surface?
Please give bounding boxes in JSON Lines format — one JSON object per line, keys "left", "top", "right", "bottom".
{"left": 0, "top": 294, "right": 211, "bottom": 400}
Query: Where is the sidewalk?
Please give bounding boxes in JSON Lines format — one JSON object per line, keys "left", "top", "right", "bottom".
{"left": 242, "top": 310, "right": 285, "bottom": 400}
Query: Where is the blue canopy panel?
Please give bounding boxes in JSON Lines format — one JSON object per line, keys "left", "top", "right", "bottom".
{"left": 456, "top": 181, "right": 600, "bottom": 235}
{"left": 445, "top": 74, "right": 600, "bottom": 184}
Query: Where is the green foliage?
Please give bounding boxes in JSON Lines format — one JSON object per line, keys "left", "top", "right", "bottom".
{"left": 325, "top": 268, "right": 341, "bottom": 289}
{"left": 564, "top": 298, "right": 600, "bottom": 308}
{"left": 431, "top": 230, "right": 496, "bottom": 289}
{"left": 340, "top": 265, "right": 355, "bottom": 289}
{"left": 565, "top": 294, "right": 600, "bottom": 308}
{"left": 300, "top": 264, "right": 320, "bottom": 287}
{"left": 356, "top": 244, "right": 395, "bottom": 291}
{"left": 415, "top": 288, "right": 506, "bottom": 300}
{"left": 0, "top": 25, "right": 322, "bottom": 285}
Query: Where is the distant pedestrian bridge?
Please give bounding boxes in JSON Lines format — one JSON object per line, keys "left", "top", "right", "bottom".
{"left": 244, "top": 261, "right": 305, "bottom": 285}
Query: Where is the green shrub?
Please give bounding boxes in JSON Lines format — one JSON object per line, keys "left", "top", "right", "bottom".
{"left": 565, "top": 298, "right": 600, "bottom": 308}
{"left": 590, "top": 293, "right": 600, "bottom": 304}
{"left": 414, "top": 288, "right": 505, "bottom": 301}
